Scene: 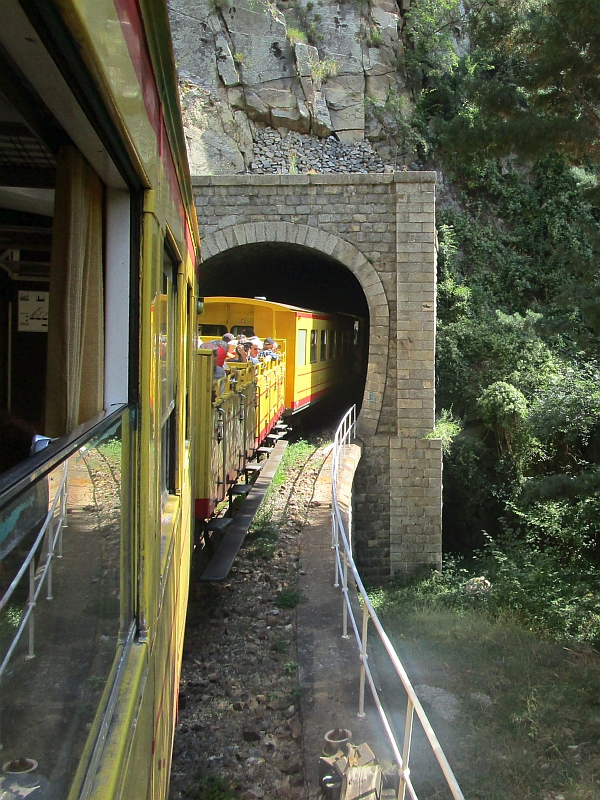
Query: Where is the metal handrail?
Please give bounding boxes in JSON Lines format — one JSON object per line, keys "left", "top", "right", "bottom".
{"left": 331, "top": 406, "right": 465, "bottom": 800}
{"left": 0, "top": 460, "right": 68, "bottom": 675}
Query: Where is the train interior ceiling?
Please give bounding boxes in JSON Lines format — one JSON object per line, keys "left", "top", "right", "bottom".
{"left": 201, "top": 242, "right": 371, "bottom": 412}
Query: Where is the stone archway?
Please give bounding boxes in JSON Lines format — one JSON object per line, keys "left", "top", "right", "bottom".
{"left": 201, "top": 221, "right": 388, "bottom": 436}
{"left": 194, "top": 172, "right": 442, "bottom": 580}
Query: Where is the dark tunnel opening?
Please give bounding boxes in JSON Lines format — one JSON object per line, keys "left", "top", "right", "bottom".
{"left": 200, "top": 242, "right": 370, "bottom": 420}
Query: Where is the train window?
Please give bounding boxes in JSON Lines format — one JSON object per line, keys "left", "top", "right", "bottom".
{"left": 199, "top": 324, "right": 227, "bottom": 337}
{"left": 320, "top": 330, "right": 327, "bottom": 361}
{"left": 160, "top": 253, "right": 178, "bottom": 505}
{"left": 330, "top": 330, "right": 337, "bottom": 360}
{"left": 310, "top": 329, "right": 317, "bottom": 364}
{"left": 231, "top": 325, "right": 255, "bottom": 337}
{"left": 297, "top": 329, "right": 307, "bottom": 366}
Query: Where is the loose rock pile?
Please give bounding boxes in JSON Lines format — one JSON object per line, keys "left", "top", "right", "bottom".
{"left": 248, "top": 128, "right": 397, "bottom": 175}
{"left": 168, "top": 441, "right": 329, "bottom": 800}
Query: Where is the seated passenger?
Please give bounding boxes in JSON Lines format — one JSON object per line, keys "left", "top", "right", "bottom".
{"left": 247, "top": 339, "right": 263, "bottom": 364}
{"left": 207, "top": 343, "right": 229, "bottom": 379}
{"left": 222, "top": 332, "right": 237, "bottom": 360}
{"left": 260, "top": 337, "right": 279, "bottom": 360}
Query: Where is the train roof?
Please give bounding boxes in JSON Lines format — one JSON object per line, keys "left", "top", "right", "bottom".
{"left": 204, "top": 296, "right": 359, "bottom": 319}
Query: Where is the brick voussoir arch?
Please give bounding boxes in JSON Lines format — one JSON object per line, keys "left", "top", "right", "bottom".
{"left": 201, "top": 222, "right": 389, "bottom": 435}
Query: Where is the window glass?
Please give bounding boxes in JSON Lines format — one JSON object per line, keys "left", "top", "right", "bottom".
{"left": 310, "top": 329, "right": 317, "bottom": 364}
{"left": 198, "top": 324, "right": 227, "bottom": 337}
{"left": 297, "top": 329, "right": 307, "bottom": 366}
{"left": 320, "top": 329, "right": 327, "bottom": 361}
{"left": 330, "top": 330, "right": 337, "bottom": 360}
{"left": 161, "top": 254, "right": 177, "bottom": 505}
{"left": 231, "top": 325, "right": 255, "bottom": 337}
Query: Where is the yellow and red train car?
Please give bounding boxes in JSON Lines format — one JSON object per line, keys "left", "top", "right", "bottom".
{"left": 0, "top": 1, "right": 200, "bottom": 799}
{"left": 199, "top": 296, "right": 361, "bottom": 414}
{"left": 194, "top": 348, "right": 286, "bottom": 520}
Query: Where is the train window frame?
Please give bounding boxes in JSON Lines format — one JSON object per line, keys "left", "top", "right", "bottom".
{"left": 297, "top": 329, "right": 307, "bottom": 366}
{"left": 310, "top": 329, "right": 317, "bottom": 364}
{"left": 320, "top": 329, "right": 327, "bottom": 362}
{"left": 199, "top": 324, "right": 227, "bottom": 338}
{"left": 160, "top": 249, "right": 178, "bottom": 508}
{"left": 231, "top": 325, "right": 255, "bottom": 338}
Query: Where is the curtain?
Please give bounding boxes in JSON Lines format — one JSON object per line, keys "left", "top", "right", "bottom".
{"left": 45, "top": 146, "right": 104, "bottom": 437}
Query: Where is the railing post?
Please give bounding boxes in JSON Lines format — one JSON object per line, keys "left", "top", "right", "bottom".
{"left": 46, "top": 514, "right": 54, "bottom": 601}
{"left": 342, "top": 551, "right": 349, "bottom": 639}
{"left": 357, "top": 602, "right": 368, "bottom": 718}
{"left": 26, "top": 559, "right": 35, "bottom": 660}
{"left": 58, "top": 463, "right": 68, "bottom": 558}
{"left": 399, "top": 698, "right": 414, "bottom": 800}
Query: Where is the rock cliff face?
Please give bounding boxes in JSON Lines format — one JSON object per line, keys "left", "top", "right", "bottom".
{"left": 168, "top": 0, "right": 413, "bottom": 174}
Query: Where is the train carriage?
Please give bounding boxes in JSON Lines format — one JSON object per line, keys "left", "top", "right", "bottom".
{"left": 199, "top": 296, "right": 361, "bottom": 414}
{"left": 0, "top": 1, "right": 200, "bottom": 799}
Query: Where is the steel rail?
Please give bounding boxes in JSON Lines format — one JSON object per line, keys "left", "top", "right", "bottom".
{"left": 331, "top": 406, "right": 465, "bottom": 800}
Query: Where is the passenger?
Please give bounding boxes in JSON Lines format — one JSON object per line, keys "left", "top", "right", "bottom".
{"left": 207, "top": 343, "right": 229, "bottom": 379}
{"left": 229, "top": 341, "right": 249, "bottom": 363}
{"left": 210, "top": 339, "right": 228, "bottom": 368}
{"left": 222, "top": 332, "right": 237, "bottom": 360}
{"left": 247, "top": 339, "right": 263, "bottom": 365}
{"left": 260, "top": 337, "right": 279, "bottom": 360}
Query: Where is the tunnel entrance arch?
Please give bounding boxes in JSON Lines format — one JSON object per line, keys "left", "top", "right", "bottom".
{"left": 200, "top": 222, "right": 387, "bottom": 435}
{"left": 193, "top": 173, "right": 442, "bottom": 581}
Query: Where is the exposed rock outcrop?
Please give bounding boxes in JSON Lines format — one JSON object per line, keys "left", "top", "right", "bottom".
{"left": 167, "top": 0, "right": 414, "bottom": 174}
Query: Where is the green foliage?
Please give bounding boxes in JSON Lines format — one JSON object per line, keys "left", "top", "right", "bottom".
{"left": 286, "top": 27, "right": 307, "bottom": 45}
{"left": 192, "top": 775, "right": 237, "bottom": 800}
{"left": 426, "top": 409, "right": 462, "bottom": 455}
{"left": 477, "top": 381, "right": 527, "bottom": 455}
{"left": 275, "top": 589, "right": 304, "bottom": 608}
{"left": 309, "top": 56, "right": 338, "bottom": 85}
{"left": 403, "top": 0, "right": 466, "bottom": 80}
{"left": 365, "top": 89, "right": 429, "bottom": 157}
{"left": 364, "top": 26, "right": 383, "bottom": 48}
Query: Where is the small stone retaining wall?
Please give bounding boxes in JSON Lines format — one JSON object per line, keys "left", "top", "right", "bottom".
{"left": 193, "top": 172, "right": 442, "bottom": 580}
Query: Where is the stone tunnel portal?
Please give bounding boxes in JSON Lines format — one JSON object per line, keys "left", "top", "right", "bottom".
{"left": 193, "top": 173, "right": 442, "bottom": 580}
{"left": 200, "top": 241, "right": 370, "bottom": 413}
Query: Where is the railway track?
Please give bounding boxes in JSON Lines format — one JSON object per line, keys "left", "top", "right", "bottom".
{"left": 168, "top": 433, "right": 333, "bottom": 800}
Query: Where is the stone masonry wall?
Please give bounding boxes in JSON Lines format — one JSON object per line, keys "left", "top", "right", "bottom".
{"left": 193, "top": 173, "right": 442, "bottom": 580}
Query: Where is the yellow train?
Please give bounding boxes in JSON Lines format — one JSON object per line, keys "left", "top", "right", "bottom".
{"left": 200, "top": 296, "right": 361, "bottom": 413}
{"left": 194, "top": 347, "right": 287, "bottom": 520}
{"left": 0, "top": 1, "right": 199, "bottom": 798}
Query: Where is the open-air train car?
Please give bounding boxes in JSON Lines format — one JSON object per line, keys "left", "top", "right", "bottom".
{"left": 0, "top": 2, "right": 200, "bottom": 799}
{"left": 199, "top": 296, "right": 361, "bottom": 414}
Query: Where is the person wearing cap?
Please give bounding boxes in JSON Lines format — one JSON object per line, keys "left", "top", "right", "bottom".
{"left": 260, "top": 337, "right": 279, "bottom": 360}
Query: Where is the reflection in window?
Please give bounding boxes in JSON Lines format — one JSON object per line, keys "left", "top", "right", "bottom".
{"left": 310, "top": 330, "right": 317, "bottom": 364}
{"left": 0, "top": 409, "right": 133, "bottom": 799}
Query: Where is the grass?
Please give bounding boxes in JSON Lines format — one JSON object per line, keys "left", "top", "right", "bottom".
{"left": 275, "top": 588, "right": 304, "bottom": 608}
{"left": 190, "top": 775, "right": 237, "bottom": 799}
{"left": 287, "top": 27, "right": 307, "bottom": 45}
{"left": 370, "top": 581, "right": 600, "bottom": 799}
{"left": 245, "top": 438, "right": 318, "bottom": 560}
